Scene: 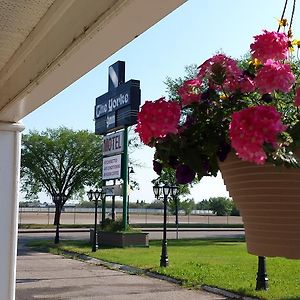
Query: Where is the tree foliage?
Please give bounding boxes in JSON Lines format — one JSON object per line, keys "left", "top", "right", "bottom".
{"left": 179, "top": 198, "right": 195, "bottom": 215}
{"left": 207, "top": 197, "right": 237, "bottom": 216}
{"left": 196, "top": 197, "right": 239, "bottom": 216}
{"left": 21, "top": 127, "right": 103, "bottom": 223}
{"left": 164, "top": 64, "right": 198, "bottom": 101}
{"left": 196, "top": 199, "right": 210, "bottom": 210}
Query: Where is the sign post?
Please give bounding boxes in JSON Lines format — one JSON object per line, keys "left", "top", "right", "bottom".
{"left": 94, "top": 61, "right": 140, "bottom": 230}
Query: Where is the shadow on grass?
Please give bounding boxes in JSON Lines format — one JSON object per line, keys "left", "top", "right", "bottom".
{"left": 27, "top": 240, "right": 133, "bottom": 251}
{"left": 151, "top": 238, "right": 245, "bottom": 248}
{"left": 27, "top": 238, "right": 246, "bottom": 252}
{"left": 19, "top": 224, "right": 93, "bottom": 229}
{"left": 26, "top": 240, "right": 89, "bottom": 253}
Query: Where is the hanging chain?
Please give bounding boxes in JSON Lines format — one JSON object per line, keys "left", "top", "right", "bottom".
{"left": 277, "top": 0, "right": 297, "bottom": 36}
{"left": 277, "top": 0, "right": 289, "bottom": 32}
{"left": 288, "top": 0, "right": 297, "bottom": 37}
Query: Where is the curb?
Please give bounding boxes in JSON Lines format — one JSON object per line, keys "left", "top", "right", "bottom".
{"left": 61, "top": 250, "right": 146, "bottom": 275}
{"left": 61, "top": 249, "right": 180, "bottom": 284}
{"left": 59, "top": 249, "right": 259, "bottom": 299}
{"left": 202, "top": 285, "right": 260, "bottom": 300}
{"left": 145, "top": 271, "right": 181, "bottom": 285}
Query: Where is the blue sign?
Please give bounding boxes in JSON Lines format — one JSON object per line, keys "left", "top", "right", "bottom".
{"left": 95, "top": 79, "right": 140, "bottom": 135}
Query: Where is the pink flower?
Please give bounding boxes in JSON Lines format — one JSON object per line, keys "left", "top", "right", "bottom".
{"left": 136, "top": 98, "right": 181, "bottom": 145}
{"left": 197, "top": 54, "right": 242, "bottom": 92}
{"left": 294, "top": 87, "right": 300, "bottom": 106}
{"left": 229, "top": 105, "right": 286, "bottom": 164}
{"left": 250, "top": 30, "right": 289, "bottom": 62}
{"left": 239, "top": 76, "right": 256, "bottom": 93}
{"left": 178, "top": 79, "right": 201, "bottom": 106}
{"left": 255, "top": 60, "right": 295, "bottom": 94}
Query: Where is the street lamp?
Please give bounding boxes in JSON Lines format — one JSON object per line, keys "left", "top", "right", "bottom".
{"left": 53, "top": 193, "right": 60, "bottom": 244}
{"left": 127, "top": 166, "right": 135, "bottom": 224}
{"left": 87, "top": 188, "right": 104, "bottom": 252}
{"left": 153, "top": 183, "right": 178, "bottom": 267}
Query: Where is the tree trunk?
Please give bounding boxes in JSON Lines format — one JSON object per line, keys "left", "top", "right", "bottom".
{"left": 53, "top": 204, "right": 61, "bottom": 225}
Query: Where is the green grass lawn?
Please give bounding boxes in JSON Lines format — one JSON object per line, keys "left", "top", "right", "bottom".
{"left": 28, "top": 238, "right": 300, "bottom": 300}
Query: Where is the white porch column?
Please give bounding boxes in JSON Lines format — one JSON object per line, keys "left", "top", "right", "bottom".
{"left": 0, "top": 122, "right": 24, "bottom": 300}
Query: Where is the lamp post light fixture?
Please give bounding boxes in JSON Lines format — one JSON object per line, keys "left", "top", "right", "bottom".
{"left": 153, "top": 183, "right": 178, "bottom": 267}
{"left": 153, "top": 184, "right": 161, "bottom": 199}
{"left": 87, "top": 188, "right": 103, "bottom": 252}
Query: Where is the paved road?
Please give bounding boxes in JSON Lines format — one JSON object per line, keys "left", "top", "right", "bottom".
{"left": 18, "top": 228, "right": 245, "bottom": 242}
{"left": 19, "top": 211, "right": 243, "bottom": 226}
{"left": 16, "top": 238, "right": 227, "bottom": 300}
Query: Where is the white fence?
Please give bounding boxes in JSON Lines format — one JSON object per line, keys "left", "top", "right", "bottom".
{"left": 18, "top": 207, "right": 243, "bottom": 225}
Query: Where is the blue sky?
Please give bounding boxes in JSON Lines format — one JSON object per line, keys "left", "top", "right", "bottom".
{"left": 23, "top": 0, "right": 300, "bottom": 203}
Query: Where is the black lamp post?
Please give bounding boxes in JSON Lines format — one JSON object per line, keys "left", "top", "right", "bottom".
{"left": 256, "top": 256, "right": 268, "bottom": 290}
{"left": 153, "top": 183, "right": 178, "bottom": 267}
{"left": 111, "top": 180, "right": 116, "bottom": 221}
{"left": 87, "top": 189, "right": 103, "bottom": 252}
{"left": 53, "top": 193, "right": 60, "bottom": 244}
{"left": 127, "top": 166, "right": 135, "bottom": 225}
{"left": 170, "top": 186, "right": 179, "bottom": 239}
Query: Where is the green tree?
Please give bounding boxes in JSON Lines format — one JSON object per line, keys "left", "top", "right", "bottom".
{"left": 196, "top": 199, "right": 210, "bottom": 211}
{"left": 19, "top": 199, "right": 41, "bottom": 207}
{"left": 208, "top": 197, "right": 233, "bottom": 216}
{"left": 76, "top": 200, "right": 94, "bottom": 208}
{"left": 180, "top": 198, "right": 195, "bottom": 215}
{"left": 147, "top": 200, "right": 164, "bottom": 209}
{"left": 164, "top": 64, "right": 198, "bottom": 101}
{"left": 21, "top": 127, "right": 103, "bottom": 226}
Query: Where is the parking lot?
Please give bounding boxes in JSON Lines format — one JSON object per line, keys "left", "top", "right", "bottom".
{"left": 19, "top": 209, "right": 243, "bottom": 226}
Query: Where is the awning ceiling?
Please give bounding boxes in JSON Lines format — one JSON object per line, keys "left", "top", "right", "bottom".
{"left": 0, "top": 0, "right": 185, "bottom": 122}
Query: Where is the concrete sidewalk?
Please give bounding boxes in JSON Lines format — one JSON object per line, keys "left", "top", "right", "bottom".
{"left": 16, "top": 244, "right": 227, "bottom": 300}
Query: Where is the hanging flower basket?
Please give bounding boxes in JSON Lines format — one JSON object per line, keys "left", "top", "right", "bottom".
{"left": 136, "top": 16, "right": 300, "bottom": 258}
{"left": 219, "top": 151, "right": 300, "bottom": 259}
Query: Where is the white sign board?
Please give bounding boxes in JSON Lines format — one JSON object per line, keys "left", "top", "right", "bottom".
{"left": 102, "top": 185, "right": 123, "bottom": 196}
{"left": 102, "top": 154, "right": 122, "bottom": 180}
{"left": 103, "top": 131, "right": 124, "bottom": 156}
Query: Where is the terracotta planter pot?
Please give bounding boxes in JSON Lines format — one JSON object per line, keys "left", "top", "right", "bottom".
{"left": 219, "top": 152, "right": 300, "bottom": 259}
